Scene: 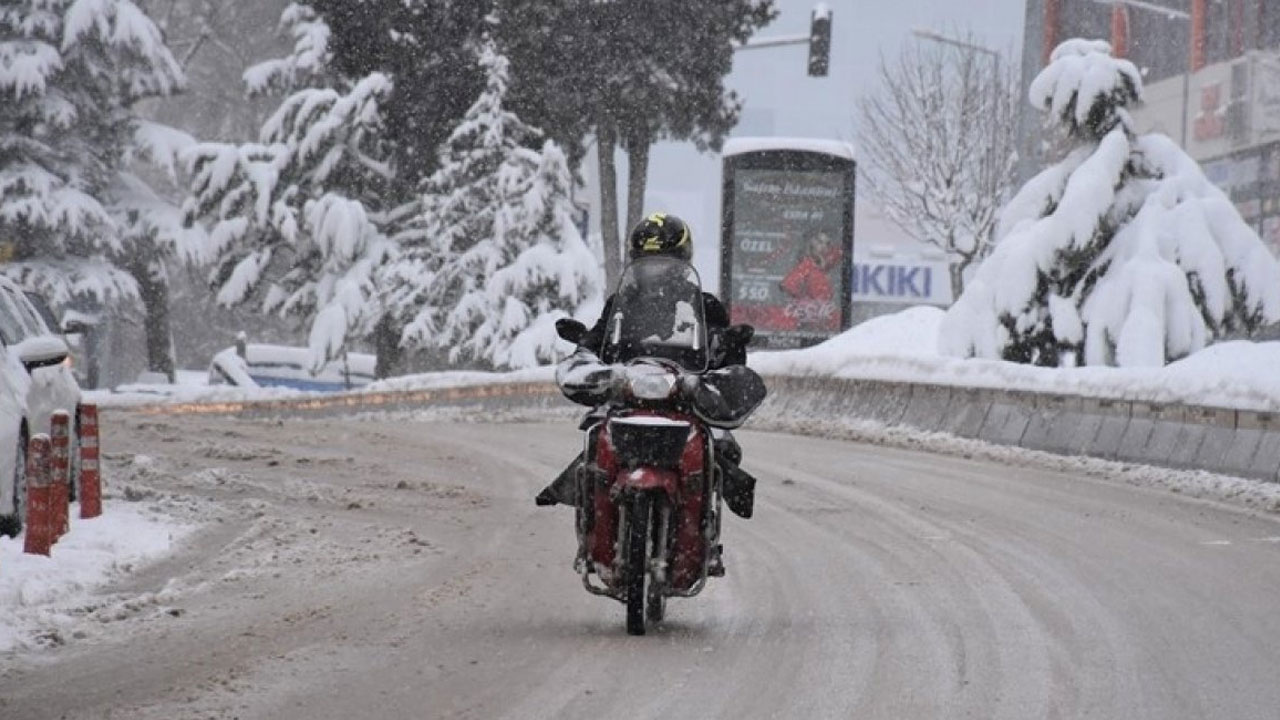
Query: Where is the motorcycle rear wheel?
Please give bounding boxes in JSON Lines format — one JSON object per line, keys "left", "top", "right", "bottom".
{"left": 625, "top": 493, "right": 652, "bottom": 636}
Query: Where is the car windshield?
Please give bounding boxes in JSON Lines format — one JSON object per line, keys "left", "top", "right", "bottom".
{"left": 23, "top": 291, "right": 58, "bottom": 332}
{"left": 10, "top": 291, "right": 49, "bottom": 337}
{"left": 0, "top": 288, "right": 35, "bottom": 345}
{"left": 599, "top": 256, "right": 708, "bottom": 372}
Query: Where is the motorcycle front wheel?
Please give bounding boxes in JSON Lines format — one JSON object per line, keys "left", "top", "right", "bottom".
{"left": 625, "top": 492, "right": 652, "bottom": 636}
{"left": 646, "top": 497, "right": 668, "bottom": 624}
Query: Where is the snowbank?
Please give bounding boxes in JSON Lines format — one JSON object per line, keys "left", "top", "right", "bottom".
{"left": 0, "top": 501, "right": 193, "bottom": 652}
{"left": 752, "top": 307, "right": 1280, "bottom": 411}
{"left": 87, "top": 376, "right": 311, "bottom": 408}
{"left": 362, "top": 365, "right": 556, "bottom": 393}
{"left": 89, "top": 363, "right": 557, "bottom": 409}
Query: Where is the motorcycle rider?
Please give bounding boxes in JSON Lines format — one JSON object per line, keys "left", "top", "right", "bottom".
{"left": 535, "top": 212, "right": 759, "bottom": 520}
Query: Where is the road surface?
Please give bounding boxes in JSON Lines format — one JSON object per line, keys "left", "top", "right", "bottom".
{"left": 2, "top": 411, "right": 1278, "bottom": 719}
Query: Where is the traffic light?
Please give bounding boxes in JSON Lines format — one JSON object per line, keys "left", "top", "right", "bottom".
{"left": 807, "top": 6, "right": 832, "bottom": 77}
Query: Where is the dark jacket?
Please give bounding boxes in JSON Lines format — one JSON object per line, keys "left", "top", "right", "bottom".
{"left": 579, "top": 292, "right": 746, "bottom": 370}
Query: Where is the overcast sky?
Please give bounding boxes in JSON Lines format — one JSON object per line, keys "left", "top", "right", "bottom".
{"left": 633, "top": 0, "right": 1027, "bottom": 290}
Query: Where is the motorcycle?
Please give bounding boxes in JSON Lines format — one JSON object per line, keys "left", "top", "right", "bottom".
{"left": 554, "top": 256, "right": 766, "bottom": 635}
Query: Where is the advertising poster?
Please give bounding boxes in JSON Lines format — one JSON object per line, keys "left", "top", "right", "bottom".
{"left": 725, "top": 166, "right": 850, "bottom": 346}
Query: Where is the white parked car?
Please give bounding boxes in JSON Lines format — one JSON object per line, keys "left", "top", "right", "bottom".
{"left": 0, "top": 277, "right": 82, "bottom": 536}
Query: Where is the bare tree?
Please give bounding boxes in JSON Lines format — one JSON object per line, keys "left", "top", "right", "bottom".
{"left": 856, "top": 35, "right": 1018, "bottom": 297}
{"left": 141, "top": 0, "right": 291, "bottom": 141}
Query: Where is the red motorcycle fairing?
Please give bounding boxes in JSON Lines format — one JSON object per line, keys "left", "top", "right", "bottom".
{"left": 584, "top": 411, "right": 710, "bottom": 592}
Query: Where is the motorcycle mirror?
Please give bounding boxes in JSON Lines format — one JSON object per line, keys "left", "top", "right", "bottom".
{"left": 61, "top": 319, "right": 89, "bottom": 335}
{"left": 556, "top": 318, "right": 587, "bottom": 344}
{"left": 726, "top": 324, "right": 755, "bottom": 345}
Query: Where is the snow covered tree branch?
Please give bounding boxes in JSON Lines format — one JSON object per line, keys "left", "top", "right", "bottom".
{"left": 183, "top": 5, "right": 399, "bottom": 374}
{"left": 0, "top": 0, "right": 197, "bottom": 380}
{"left": 941, "top": 39, "right": 1280, "bottom": 368}
{"left": 388, "top": 37, "right": 602, "bottom": 369}
{"left": 856, "top": 35, "right": 1018, "bottom": 297}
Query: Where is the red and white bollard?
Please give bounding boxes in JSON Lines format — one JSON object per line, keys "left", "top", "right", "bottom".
{"left": 23, "top": 435, "right": 54, "bottom": 556}
{"left": 78, "top": 404, "right": 101, "bottom": 519}
{"left": 50, "top": 410, "right": 70, "bottom": 540}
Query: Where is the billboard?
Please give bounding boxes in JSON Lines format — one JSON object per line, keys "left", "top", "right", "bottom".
{"left": 851, "top": 259, "right": 952, "bottom": 306}
{"left": 720, "top": 138, "right": 856, "bottom": 349}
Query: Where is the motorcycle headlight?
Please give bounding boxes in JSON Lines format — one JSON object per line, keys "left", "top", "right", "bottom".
{"left": 627, "top": 368, "right": 678, "bottom": 400}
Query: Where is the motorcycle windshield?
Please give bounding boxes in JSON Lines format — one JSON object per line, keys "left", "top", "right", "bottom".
{"left": 600, "top": 257, "right": 708, "bottom": 372}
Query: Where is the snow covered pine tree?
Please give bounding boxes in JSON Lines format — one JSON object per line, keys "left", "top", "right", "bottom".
{"left": 0, "top": 0, "right": 192, "bottom": 366}
{"left": 941, "top": 39, "right": 1280, "bottom": 367}
{"left": 388, "top": 36, "right": 602, "bottom": 370}
{"left": 182, "top": 3, "right": 398, "bottom": 373}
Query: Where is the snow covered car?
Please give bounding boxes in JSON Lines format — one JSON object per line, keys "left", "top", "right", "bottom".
{"left": 208, "top": 342, "right": 375, "bottom": 392}
{"left": 0, "top": 277, "right": 82, "bottom": 536}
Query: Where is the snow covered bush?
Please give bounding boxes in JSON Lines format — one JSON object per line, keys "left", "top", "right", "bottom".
{"left": 387, "top": 38, "right": 602, "bottom": 369}
{"left": 183, "top": 4, "right": 400, "bottom": 372}
{"left": 941, "top": 39, "right": 1280, "bottom": 367}
{"left": 0, "top": 0, "right": 188, "bottom": 308}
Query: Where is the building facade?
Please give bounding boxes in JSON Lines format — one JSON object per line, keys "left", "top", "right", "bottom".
{"left": 1020, "top": 0, "right": 1280, "bottom": 253}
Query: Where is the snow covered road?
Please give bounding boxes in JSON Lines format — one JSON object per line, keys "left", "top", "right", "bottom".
{"left": 2, "top": 412, "right": 1279, "bottom": 719}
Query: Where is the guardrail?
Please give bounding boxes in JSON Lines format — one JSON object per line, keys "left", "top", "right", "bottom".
{"left": 119, "top": 375, "right": 1280, "bottom": 483}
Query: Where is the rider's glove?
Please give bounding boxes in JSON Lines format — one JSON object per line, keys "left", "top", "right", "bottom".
{"left": 679, "top": 372, "right": 701, "bottom": 397}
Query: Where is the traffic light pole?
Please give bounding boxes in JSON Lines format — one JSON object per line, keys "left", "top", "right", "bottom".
{"left": 734, "top": 3, "right": 832, "bottom": 77}
{"left": 737, "top": 33, "right": 809, "bottom": 50}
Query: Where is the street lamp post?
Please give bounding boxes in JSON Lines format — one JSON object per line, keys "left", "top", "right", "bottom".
{"left": 911, "top": 29, "right": 1004, "bottom": 294}
{"left": 911, "top": 29, "right": 1003, "bottom": 181}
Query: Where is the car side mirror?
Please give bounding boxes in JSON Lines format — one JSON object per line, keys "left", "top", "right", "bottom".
{"left": 556, "top": 318, "right": 587, "bottom": 344}
{"left": 15, "top": 336, "right": 69, "bottom": 372}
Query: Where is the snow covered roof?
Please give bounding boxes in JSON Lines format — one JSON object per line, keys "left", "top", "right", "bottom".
{"left": 722, "top": 137, "right": 856, "bottom": 161}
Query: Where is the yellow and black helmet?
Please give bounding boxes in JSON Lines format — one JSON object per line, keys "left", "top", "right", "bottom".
{"left": 627, "top": 212, "right": 693, "bottom": 261}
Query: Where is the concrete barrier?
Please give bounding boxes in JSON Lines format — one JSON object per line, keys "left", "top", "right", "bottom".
{"left": 1157, "top": 413, "right": 1208, "bottom": 469}
{"left": 827, "top": 379, "right": 879, "bottom": 418}
{"left": 1116, "top": 402, "right": 1161, "bottom": 464}
{"left": 936, "top": 388, "right": 991, "bottom": 438}
{"left": 1187, "top": 406, "right": 1238, "bottom": 474}
{"left": 977, "top": 393, "right": 1034, "bottom": 447}
{"left": 1059, "top": 412, "right": 1106, "bottom": 456}
{"left": 1082, "top": 397, "right": 1130, "bottom": 460}
{"left": 1240, "top": 412, "right": 1280, "bottom": 481}
{"left": 899, "top": 384, "right": 953, "bottom": 432}
{"left": 1214, "top": 410, "right": 1280, "bottom": 478}
{"left": 1142, "top": 405, "right": 1189, "bottom": 467}
{"left": 864, "top": 382, "right": 912, "bottom": 425}
{"left": 1021, "top": 394, "right": 1079, "bottom": 453}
